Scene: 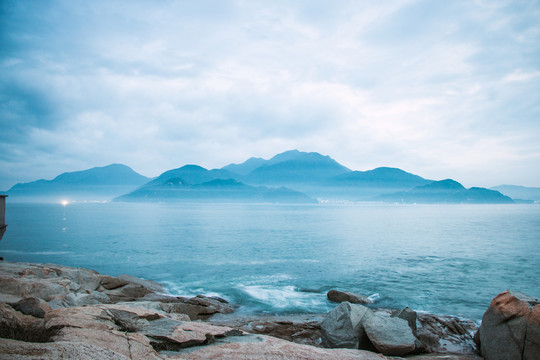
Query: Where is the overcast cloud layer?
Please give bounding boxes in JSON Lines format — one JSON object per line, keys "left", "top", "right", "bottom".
{"left": 1, "top": 0, "right": 539, "bottom": 190}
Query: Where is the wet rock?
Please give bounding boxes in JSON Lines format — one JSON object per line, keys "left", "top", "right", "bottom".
{"left": 363, "top": 313, "right": 417, "bottom": 356}
{"left": 475, "top": 290, "right": 540, "bottom": 360}
{"left": 12, "top": 297, "right": 53, "bottom": 318}
{"left": 320, "top": 301, "right": 374, "bottom": 349}
{"left": 161, "top": 295, "right": 235, "bottom": 320}
{"left": 417, "top": 313, "right": 477, "bottom": 355}
{"left": 327, "top": 289, "right": 372, "bottom": 304}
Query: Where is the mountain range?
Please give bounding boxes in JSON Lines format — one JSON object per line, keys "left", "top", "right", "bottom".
{"left": 7, "top": 164, "right": 150, "bottom": 202}
{"left": 5, "top": 150, "right": 534, "bottom": 204}
{"left": 377, "top": 179, "right": 514, "bottom": 204}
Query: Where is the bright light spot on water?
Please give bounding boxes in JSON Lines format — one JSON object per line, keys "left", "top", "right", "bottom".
{"left": 61, "top": 200, "right": 69, "bottom": 206}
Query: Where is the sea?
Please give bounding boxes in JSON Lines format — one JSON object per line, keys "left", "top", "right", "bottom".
{"left": 1, "top": 202, "right": 539, "bottom": 322}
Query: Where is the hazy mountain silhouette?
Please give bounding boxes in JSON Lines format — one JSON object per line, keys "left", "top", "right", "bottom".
{"left": 115, "top": 176, "right": 316, "bottom": 203}
{"left": 7, "top": 164, "right": 150, "bottom": 202}
{"left": 222, "top": 157, "right": 266, "bottom": 175}
{"left": 377, "top": 179, "right": 514, "bottom": 204}
{"left": 240, "top": 150, "right": 351, "bottom": 185}
{"left": 7, "top": 151, "right": 523, "bottom": 204}
{"left": 490, "top": 185, "right": 540, "bottom": 202}
{"left": 144, "top": 165, "right": 240, "bottom": 187}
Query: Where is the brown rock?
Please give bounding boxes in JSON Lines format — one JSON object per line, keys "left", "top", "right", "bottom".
{"left": 100, "top": 275, "right": 130, "bottom": 290}
{"left": 327, "top": 289, "right": 372, "bottom": 304}
{"left": 51, "top": 326, "right": 161, "bottom": 360}
{"left": 0, "top": 338, "right": 131, "bottom": 360}
{"left": 45, "top": 306, "right": 116, "bottom": 331}
{"left": 476, "top": 290, "right": 540, "bottom": 360}
{"left": 104, "top": 283, "right": 154, "bottom": 303}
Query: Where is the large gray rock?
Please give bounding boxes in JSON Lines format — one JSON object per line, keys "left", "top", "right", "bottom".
{"left": 363, "top": 314, "right": 417, "bottom": 356}
{"left": 320, "top": 302, "right": 373, "bottom": 349}
{"left": 475, "top": 290, "right": 540, "bottom": 360}
{"left": 327, "top": 290, "right": 372, "bottom": 304}
{"left": 391, "top": 307, "right": 417, "bottom": 332}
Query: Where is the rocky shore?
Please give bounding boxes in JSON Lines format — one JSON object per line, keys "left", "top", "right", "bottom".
{"left": 0, "top": 261, "right": 538, "bottom": 359}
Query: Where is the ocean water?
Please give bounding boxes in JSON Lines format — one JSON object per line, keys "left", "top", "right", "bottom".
{"left": 1, "top": 202, "right": 539, "bottom": 321}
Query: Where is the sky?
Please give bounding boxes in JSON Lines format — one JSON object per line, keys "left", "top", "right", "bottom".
{"left": 1, "top": 0, "right": 539, "bottom": 190}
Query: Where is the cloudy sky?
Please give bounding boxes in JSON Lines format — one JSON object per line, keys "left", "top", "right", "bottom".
{"left": 1, "top": 0, "right": 539, "bottom": 190}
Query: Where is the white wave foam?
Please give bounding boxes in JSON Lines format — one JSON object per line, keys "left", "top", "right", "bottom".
{"left": 368, "top": 293, "right": 381, "bottom": 303}
{"left": 238, "top": 284, "right": 327, "bottom": 311}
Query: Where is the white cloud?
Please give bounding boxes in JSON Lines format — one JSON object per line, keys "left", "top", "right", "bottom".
{"left": 1, "top": 0, "right": 539, "bottom": 189}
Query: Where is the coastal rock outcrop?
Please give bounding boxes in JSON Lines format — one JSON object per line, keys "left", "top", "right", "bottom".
{"left": 320, "top": 302, "right": 375, "bottom": 349}
{"left": 327, "top": 289, "right": 373, "bottom": 304}
{"left": 0, "top": 261, "right": 497, "bottom": 360}
{"left": 475, "top": 290, "right": 540, "bottom": 360}
{"left": 320, "top": 302, "right": 478, "bottom": 357}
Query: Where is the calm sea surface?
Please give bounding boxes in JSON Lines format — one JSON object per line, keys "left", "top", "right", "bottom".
{"left": 2, "top": 202, "right": 539, "bottom": 321}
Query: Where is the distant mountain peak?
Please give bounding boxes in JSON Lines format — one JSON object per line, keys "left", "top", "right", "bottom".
{"left": 7, "top": 163, "right": 150, "bottom": 202}
{"left": 418, "top": 179, "right": 465, "bottom": 191}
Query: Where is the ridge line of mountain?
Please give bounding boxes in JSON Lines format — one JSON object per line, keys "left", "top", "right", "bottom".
{"left": 5, "top": 150, "right": 538, "bottom": 203}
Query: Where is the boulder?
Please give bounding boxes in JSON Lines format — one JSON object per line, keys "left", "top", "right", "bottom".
{"left": 12, "top": 297, "right": 53, "bottom": 318}
{"left": 116, "top": 274, "right": 164, "bottom": 293}
{"left": 99, "top": 275, "right": 130, "bottom": 290}
{"left": 475, "top": 290, "right": 540, "bottom": 360}
{"left": 327, "top": 289, "right": 372, "bottom": 304}
{"left": 363, "top": 313, "right": 417, "bottom": 356}
{"left": 320, "top": 301, "right": 374, "bottom": 349}
{"left": 391, "top": 307, "right": 417, "bottom": 332}
{"left": 103, "top": 283, "right": 155, "bottom": 303}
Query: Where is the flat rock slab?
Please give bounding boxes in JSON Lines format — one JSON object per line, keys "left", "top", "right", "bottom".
{"left": 169, "top": 334, "right": 387, "bottom": 360}
{"left": 0, "top": 338, "right": 130, "bottom": 360}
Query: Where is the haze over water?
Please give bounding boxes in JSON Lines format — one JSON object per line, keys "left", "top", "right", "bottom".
{"left": 2, "top": 202, "right": 539, "bottom": 321}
